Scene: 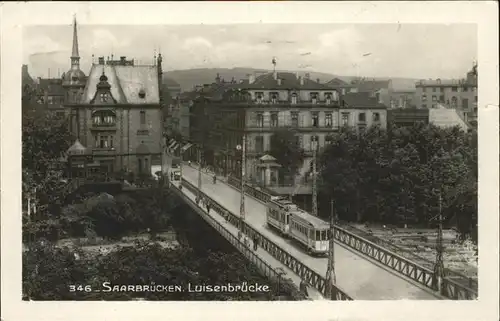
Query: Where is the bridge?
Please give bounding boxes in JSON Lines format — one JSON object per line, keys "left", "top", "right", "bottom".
{"left": 167, "top": 160, "right": 476, "bottom": 300}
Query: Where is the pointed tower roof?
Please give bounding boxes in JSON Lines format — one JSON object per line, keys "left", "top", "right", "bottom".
{"left": 71, "top": 15, "right": 80, "bottom": 58}
{"left": 67, "top": 139, "right": 88, "bottom": 155}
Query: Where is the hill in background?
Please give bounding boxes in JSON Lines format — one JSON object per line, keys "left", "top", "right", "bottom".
{"left": 164, "top": 67, "right": 419, "bottom": 92}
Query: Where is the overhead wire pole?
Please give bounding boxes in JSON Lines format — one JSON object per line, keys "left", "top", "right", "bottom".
{"left": 326, "top": 197, "right": 337, "bottom": 300}
{"left": 312, "top": 138, "right": 318, "bottom": 216}
{"left": 197, "top": 146, "right": 202, "bottom": 200}
{"left": 433, "top": 191, "right": 445, "bottom": 295}
{"left": 237, "top": 134, "right": 247, "bottom": 232}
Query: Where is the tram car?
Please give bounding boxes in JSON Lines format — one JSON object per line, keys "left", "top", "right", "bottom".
{"left": 266, "top": 196, "right": 298, "bottom": 235}
{"left": 289, "top": 210, "right": 330, "bottom": 255}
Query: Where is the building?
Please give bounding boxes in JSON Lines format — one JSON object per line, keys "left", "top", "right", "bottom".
{"left": 349, "top": 78, "right": 393, "bottom": 108}
{"left": 63, "top": 17, "right": 164, "bottom": 178}
{"left": 323, "top": 77, "right": 357, "bottom": 95}
{"left": 388, "top": 89, "right": 416, "bottom": 109}
{"left": 388, "top": 108, "right": 429, "bottom": 127}
{"left": 415, "top": 64, "right": 478, "bottom": 112}
{"left": 189, "top": 71, "right": 387, "bottom": 191}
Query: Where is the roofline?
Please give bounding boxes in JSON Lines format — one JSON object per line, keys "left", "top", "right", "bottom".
{"left": 65, "top": 103, "right": 161, "bottom": 108}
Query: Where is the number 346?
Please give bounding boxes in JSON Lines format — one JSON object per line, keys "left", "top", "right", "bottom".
{"left": 69, "top": 285, "right": 92, "bottom": 292}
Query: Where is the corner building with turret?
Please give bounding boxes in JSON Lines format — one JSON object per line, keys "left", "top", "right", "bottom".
{"left": 63, "top": 17, "right": 164, "bottom": 177}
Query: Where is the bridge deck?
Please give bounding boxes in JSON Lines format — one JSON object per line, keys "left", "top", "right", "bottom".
{"left": 181, "top": 165, "right": 439, "bottom": 300}
{"left": 176, "top": 182, "right": 325, "bottom": 300}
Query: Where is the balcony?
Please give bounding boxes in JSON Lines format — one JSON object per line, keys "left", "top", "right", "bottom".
{"left": 245, "top": 124, "right": 340, "bottom": 132}
{"left": 90, "top": 122, "right": 117, "bottom": 131}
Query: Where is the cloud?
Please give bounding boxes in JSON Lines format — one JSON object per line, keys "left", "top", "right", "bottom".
{"left": 23, "top": 35, "right": 66, "bottom": 60}
{"left": 91, "top": 28, "right": 130, "bottom": 51}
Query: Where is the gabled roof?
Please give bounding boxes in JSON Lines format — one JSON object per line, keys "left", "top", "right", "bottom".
{"left": 246, "top": 72, "right": 330, "bottom": 90}
{"left": 82, "top": 64, "right": 159, "bottom": 105}
{"left": 342, "top": 92, "right": 387, "bottom": 109}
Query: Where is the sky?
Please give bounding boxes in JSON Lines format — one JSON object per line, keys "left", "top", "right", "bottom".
{"left": 23, "top": 23, "right": 477, "bottom": 80}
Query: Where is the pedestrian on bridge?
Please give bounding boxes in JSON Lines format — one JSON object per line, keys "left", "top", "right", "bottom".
{"left": 299, "top": 279, "right": 309, "bottom": 298}
{"left": 253, "top": 234, "right": 259, "bottom": 251}
{"left": 213, "top": 174, "right": 217, "bottom": 184}
{"left": 206, "top": 202, "right": 211, "bottom": 214}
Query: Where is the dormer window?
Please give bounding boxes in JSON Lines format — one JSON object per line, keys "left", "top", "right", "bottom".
{"left": 291, "top": 93, "right": 298, "bottom": 105}
{"left": 139, "top": 89, "right": 146, "bottom": 99}
{"left": 100, "top": 92, "right": 109, "bottom": 102}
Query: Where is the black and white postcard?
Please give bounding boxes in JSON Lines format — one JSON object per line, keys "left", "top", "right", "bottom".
{"left": 1, "top": 2, "right": 498, "bottom": 321}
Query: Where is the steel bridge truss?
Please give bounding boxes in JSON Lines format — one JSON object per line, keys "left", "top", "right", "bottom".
{"left": 226, "top": 176, "right": 478, "bottom": 300}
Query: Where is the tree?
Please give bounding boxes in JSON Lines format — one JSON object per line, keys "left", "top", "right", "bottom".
{"left": 269, "top": 129, "right": 305, "bottom": 184}
{"left": 318, "top": 123, "right": 478, "bottom": 236}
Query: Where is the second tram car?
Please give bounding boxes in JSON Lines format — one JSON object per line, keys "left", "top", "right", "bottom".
{"left": 289, "top": 210, "right": 330, "bottom": 255}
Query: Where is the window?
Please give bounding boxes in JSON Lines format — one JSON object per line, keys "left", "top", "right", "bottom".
{"left": 291, "top": 112, "right": 299, "bottom": 127}
{"left": 294, "top": 135, "right": 301, "bottom": 148}
{"left": 310, "top": 93, "right": 318, "bottom": 104}
{"left": 439, "top": 87, "right": 443, "bottom": 92}
{"left": 325, "top": 93, "right": 332, "bottom": 105}
{"left": 256, "top": 92, "right": 263, "bottom": 104}
{"left": 291, "top": 93, "right": 297, "bottom": 104}
{"left": 256, "top": 113, "right": 264, "bottom": 127}
{"left": 422, "top": 87, "right": 427, "bottom": 92}
{"left": 452, "top": 87, "right": 458, "bottom": 92}
{"left": 311, "top": 112, "right": 319, "bottom": 127}
{"left": 140, "top": 111, "right": 146, "bottom": 125}
{"left": 463, "top": 87, "right": 468, "bottom": 92}
{"left": 255, "top": 136, "right": 264, "bottom": 153}
{"left": 100, "top": 92, "right": 109, "bottom": 102}
{"left": 373, "top": 112, "right": 380, "bottom": 122}
{"left": 358, "top": 113, "right": 366, "bottom": 122}
{"left": 92, "top": 110, "right": 116, "bottom": 126}
{"left": 270, "top": 113, "right": 279, "bottom": 127}
{"left": 474, "top": 96, "right": 478, "bottom": 102}
{"left": 94, "top": 134, "right": 114, "bottom": 149}
{"left": 422, "top": 94, "right": 427, "bottom": 102}
{"left": 271, "top": 93, "right": 278, "bottom": 104}
{"left": 310, "top": 135, "right": 319, "bottom": 150}
{"left": 341, "top": 113, "right": 349, "bottom": 126}
{"left": 325, "top": 113, "right": 332, "bottom": 127}
{"left": 432, "top": 95, "right": 437, "bottom": 102}
{"left": 439, "top": 95, "right": 445, "bottom": 103}
{"left": 462, "top": 98, "right": 469, "bottom": 109}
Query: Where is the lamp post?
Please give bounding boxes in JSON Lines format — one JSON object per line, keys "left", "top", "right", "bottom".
{"left": 197, "top": 147, "right": 202, "bottom": 200}
{"left": 236, "top": 134, "right": 246, "bottom": 231}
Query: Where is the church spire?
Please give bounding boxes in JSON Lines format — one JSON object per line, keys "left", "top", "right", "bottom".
{"left": 71, "top": 15, "right": 80, "bottom": 68}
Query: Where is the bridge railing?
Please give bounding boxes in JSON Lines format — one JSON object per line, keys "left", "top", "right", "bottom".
{"left": 226, "top": 176, "right": 477, "bottom": 300}
{"left": 171, "top": 182, "right": 308, "bottom": 300}
{"left": 179, "top": 178, "right": 352, "bottom": 301}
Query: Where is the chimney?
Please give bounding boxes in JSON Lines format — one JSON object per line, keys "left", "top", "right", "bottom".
{"left": 299, "top": 76, "right": 304, "bottom": 86}
{"left": 295, "top": 72, "right": 299, "bottom": 79}
{"left": 249, "top": 74, "right": 255, "bottom": 84}
{"left": 277, "top": 78, "right": 282, "bottom": 86}
{"left": 273, "top": 71, "right": 277, "bottom": 80}
{"left": 98, "top": 56, "right": 105, "bottom": 65}
{"left": 305, "top": 73, "right": 310, "bottom": 80}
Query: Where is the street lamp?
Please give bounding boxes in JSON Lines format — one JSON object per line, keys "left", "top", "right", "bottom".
{"left": 236, "top": 134, "right": 246, "bottom": 232}
{"left": 197, "top": 147, "right": 202, "bottom": 201}
{"left": 311, "top": 138, "right": 318, "bottom": 216}
{"left": 432, "top": 191, "right": 445, "bottom": 295}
